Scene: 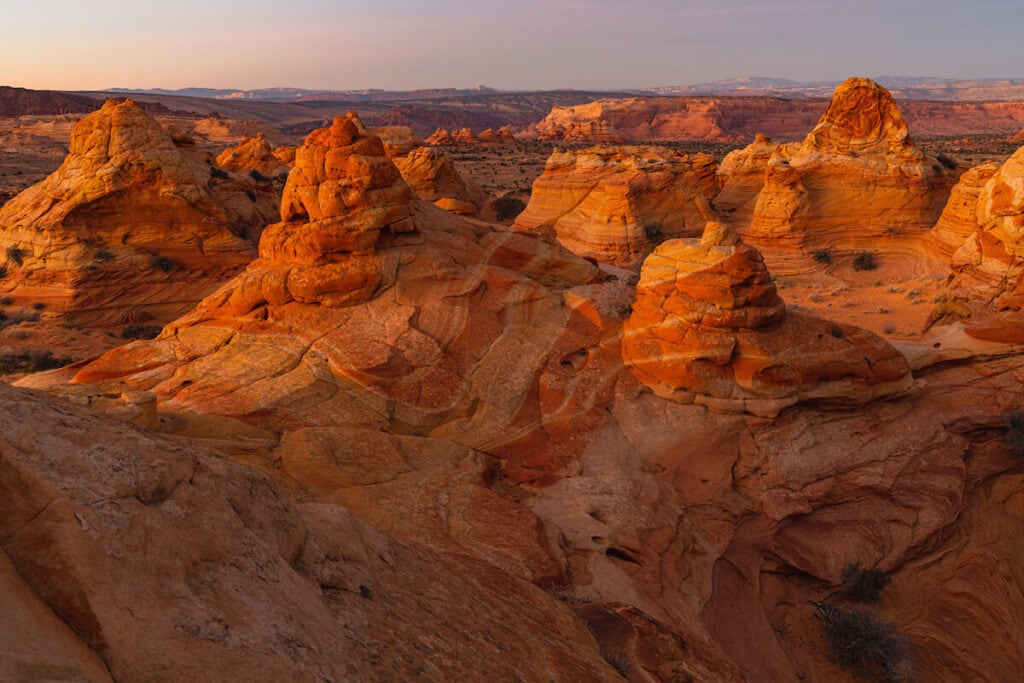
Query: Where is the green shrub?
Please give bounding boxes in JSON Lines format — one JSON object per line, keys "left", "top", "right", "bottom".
{"left": 0, "top": 349, "right": 74, "bottom": 374}
{"left": 121, "top": 324, "right": 163, "bottom": 340}
{"left": 643, "top": 222, "right": 663, "bottom": 242}
{"left": 813, "top": 601, "right": 910, "bottom": 682}
{"left": 813, "top": 249, "right": 832, "bottom": 264}
{"left": 249, "top": 169, "right": 271, "bottom": 182}
{"left": 853, "top": 252, "right": 877, "bottom": 271}
{"left": 493, "top": 195, "right": 526, "bottom": 221}
{"left": 1004, "top": 409, "right": 1024, "bottom": 456}
{"left": 6, "top": 245, "right": 25, "bottom": 266}
{"left": 210, "top": 166, "right": 230, "bottom": 180}
{"left": 840, "top": 564, "right": 891, "bottom": 603}
{"left": 150, "top": 254, "right": 174, "bottom": 272}
{"left": 936, "top": 154, "right": 956, "bottom": 170}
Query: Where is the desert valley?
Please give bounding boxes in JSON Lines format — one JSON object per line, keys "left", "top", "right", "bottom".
{"left": 2, "top": 68, "right": 1024, "bottom": 682}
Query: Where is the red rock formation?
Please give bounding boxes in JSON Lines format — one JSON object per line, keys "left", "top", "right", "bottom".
{"left": 372, "top": 124, "right": 422, "bottom": 157}
{"left": 215, "top": 133, "right": 289, "bottom": 177}
{"left": 513, "top": 145, "right": 719, "bottom": 266}
{"left": 621, "top": 222, "right": 911, "bottom": 416}
{"left": 738, "top": 78, "right": 955, "bottom": 263}
{"left": 933, "top": 143, "right": 1024, "bottom": 334}
{"left": 272, "top": 144, "right": 296, "bottom": 166}
{"left": 531, "top": 94, "right": 1024, "bottom": 143}
{"left": 0, "top": 99, "right": 256, "bottom": 325}
{"left": 20, "top": 107, "right": 1024, "bottom": 683}
{"left": 392, "top": 146, "right": 485, "bottom": 215}
{"left": 478, "top": 126, "right": 516, "bottom": 143}
{"left": 452, "top": 127, "right": 479, "bottom": 144}
{"left": 714, "top": 133, "right": 778, "bottom": 216}
{"left": 425, "top": 127, "right": 455, "bottom": 145}
{"left": 930, "top": 161, "right": 999, "bottom": 258}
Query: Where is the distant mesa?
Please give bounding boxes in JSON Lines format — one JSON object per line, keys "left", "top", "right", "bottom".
{"left": 622, "top": 221, "right": 912, "bottom": 417}
{"left": 513, "top": 145, "right": 719, "bottom": 266}
{"left": 0, "top": 98, "right": 265, "bottom": 325}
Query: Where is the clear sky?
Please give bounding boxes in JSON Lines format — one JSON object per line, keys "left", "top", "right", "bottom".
{"left": 3, "top": 0, "right": 1021, "bottom": 91}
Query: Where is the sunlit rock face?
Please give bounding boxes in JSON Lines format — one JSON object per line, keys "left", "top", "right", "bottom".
{"left": 0, "top": 99, "right": 258, "bottom": 324}
{"left": 513, "top": 145, "right": 718, "bottom": 266}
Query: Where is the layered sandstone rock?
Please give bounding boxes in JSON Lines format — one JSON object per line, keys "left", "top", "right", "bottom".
{"left": 393, "top": 146, "right": 485, "bottom": 215}
{"left": 713, "top": 133, "right": 779, "bottom": 215}
{"left": 622, "top": 222, "right": 912, "bottom": 416}
{"left": 478, "top": 126, "right": 516, "bottom": 143}
{"left": 930, "top": 161, "right": 999, "bottom": 258}
{"left": 214, "top": 133, "right": 289, "bottom": 177}
{"left": 740, "top": 78, "right": 954, "bottom": 261}
{"left": 373, "top": 125, "right": 422, "bottom": 157}
{"left": 535, "top": 98, "right": 728, "bottom": 142}
{"left": 425, "top": 128, "right": 455, "bottom": 145}
{"left": 452, "top": 127, "right": 479, "bottom": 144}
{"left": 513, "top": 145, "right": 719, "bottom": 266}
{"left": 0, "top": 381, "right": 624, "bottom": 682}
{"left": 933, "top": 144, "right": 1024, "bottom": 334}
{"left": 0, "top": 99, "right": 256, "bottom": 325}
{"left": 21, "top": 105, "right": 1024, "bottom": 683}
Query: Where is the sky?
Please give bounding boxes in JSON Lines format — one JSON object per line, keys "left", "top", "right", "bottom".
{"left": 3, "top": 0, "right": 1022, "bottom": 91}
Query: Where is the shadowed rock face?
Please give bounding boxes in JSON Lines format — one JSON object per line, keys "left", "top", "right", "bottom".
{"left": 622, "top": 223, "right": 912, "bottom": 416}
{"left": 0, "top": 99, "right": 258, "bottom": 325}
{"left": 13, "top": 106, "right": 1024, "bottom": 682}
{"left": 513, "top": 145, "right": 719, "bottom": 266}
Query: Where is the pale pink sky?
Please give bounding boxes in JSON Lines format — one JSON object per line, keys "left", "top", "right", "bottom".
{"left": 4, "top": 0, "right": 1021, "bottom": 91}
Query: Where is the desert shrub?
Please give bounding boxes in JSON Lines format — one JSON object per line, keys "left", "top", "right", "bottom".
{"left": 120, "top": 324, "right": 162, "bottom": 340}
{"left": 94, "top": 249, "right": 115, "bottom": 262}
{"left": 813, "top": 248, "right": 832, "bottom": 264}
{"left": 643, "top": 222, "right": 663, "bottom": 242}
{"left": 210, "top": 166, "right": 230, "bottom": 180}
{"left": 813, "top": 601, "right": 910, "bottom": 682}
{"left": 936, "top": 153, "right": 957, "bottom": 170}
{"left": 493, "top": 195, "right": 526, "bottom": 221}
{"left": 0, "top": 296, "right": 10, "bottom": 305}
{"left": 276, "top": 171, "right": 290, "bottom": 183}
{"left": 853, "top": 252, "right": 877, "bottom": 271}
{"left": 31, "top": 302, "right": 45, "bottom": 311}
{"left": 249, "top": 169, "right": 271, "bottom": 182}
{"left": 149, "top": 254, "right": 174, "bottom": 272}
{"left": 830, "top": 324, "right": 846, "bottom": 339}
{"left": 1004, "top": 409, "right": 1024, "bottom": 456}
{"left": 0, "top": 349, "right": 73, "bottom": 374}
{"left": 840, "top": 564, "right": 891, "bottom": 603}
{"left": 0, "top": 265, "right": 6, "bottom": 279}
{"left": 6, "top": 245, "right": 25, "bottom": 266}
{"left": 245, "top": 188, "right": 258, "bottom": 202}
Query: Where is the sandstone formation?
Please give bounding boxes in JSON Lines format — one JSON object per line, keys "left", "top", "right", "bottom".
{"left": 272, "top": 144, "right": 297, "bottom": 166}
{"left": 732, "top": 78, "right": 955, "bottom": 261}
{"left": 713, "top": 133, "right": 779, "bottom": 216}
{"left": 0, "top": 380, "right": 623, "bottom": 681}
{"left": 478, "top": 126, "right": 516, "bottom": 143}
{"left": 513, "top": 145, "right": 719, "bottom": 266}
{"left": 425, "top": 127, "right": 455, "bottom": 145}
{"left": 393, "top": 146, "right": 485, "bottom": 215}
{"left": 933, "top": 143, "right": 1024, "bottom": 335}
{"left": 16, "top": 105, "right": 1024, "bottom": 682}
{"left": 530, "top": 94, "right": 1024, "bottom": 143}
{"left": 214, "top": 133, "right": 289, "bottom": 177}
{"left": 452, "top": 127, "right": 478, "bottom": 144}
{"left": 621, "top": 222, "right": 912, "bottom": 416}
{"left": 0, "top": 99, "right": 259, "bottom": 325}
{"left": 930, "top": 161, "right": 999, "bottom": 258}
{"left": 193, "top": 116, "right": 281, "bottom": 143}
{"left": 372, "top": 124, "right": 422, "bottom": 157}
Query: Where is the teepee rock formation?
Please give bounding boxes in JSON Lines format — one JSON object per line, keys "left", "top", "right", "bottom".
{"left": 622, "top": 221, "right": 912, "bottom": 416}
{"left": 0, "top": 99, "right": 255, "bottom": 324}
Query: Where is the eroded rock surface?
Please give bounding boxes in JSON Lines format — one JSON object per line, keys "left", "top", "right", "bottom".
{"left": 513, "top": 145, "right": 718, "bottom": 266}
{"left": 0, "top": 99, "right": 258, "bottom": 325}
